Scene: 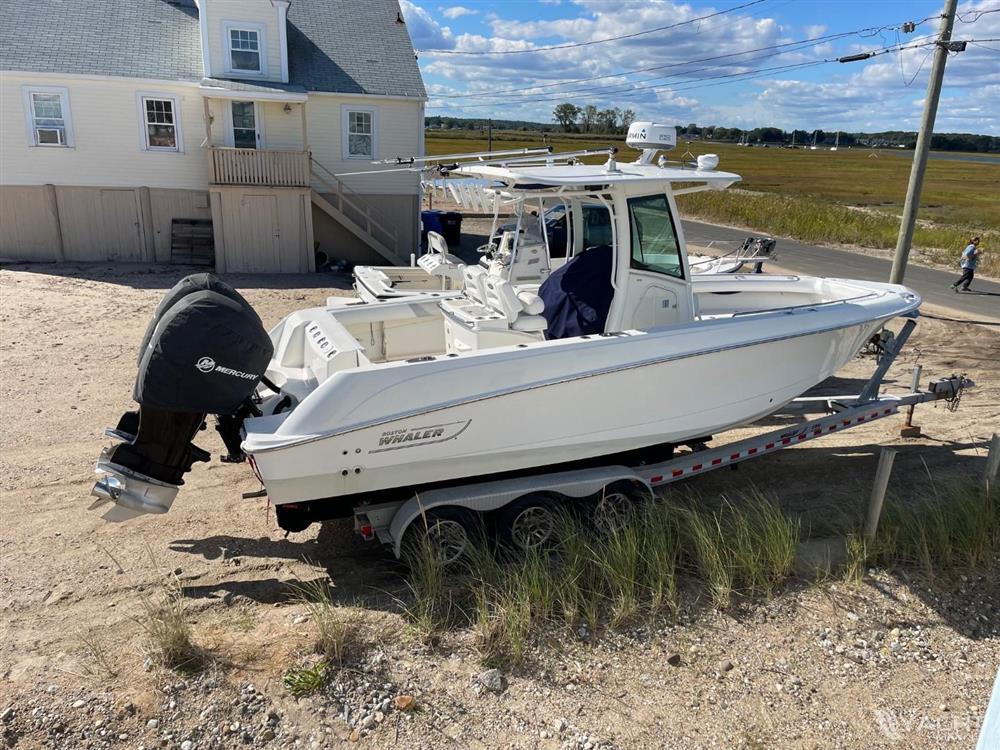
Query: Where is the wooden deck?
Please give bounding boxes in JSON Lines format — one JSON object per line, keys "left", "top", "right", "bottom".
{"left": 209, "top": 147, "right": 310, "bottom": 187}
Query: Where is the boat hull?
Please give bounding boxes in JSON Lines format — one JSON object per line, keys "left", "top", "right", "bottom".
{"left": 246, "top": 314, "right": 890, "bottom": 506}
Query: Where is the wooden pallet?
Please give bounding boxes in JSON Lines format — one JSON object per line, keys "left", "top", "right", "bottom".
{"left": 170, "top": 219, "right": 214, "bottom": 266}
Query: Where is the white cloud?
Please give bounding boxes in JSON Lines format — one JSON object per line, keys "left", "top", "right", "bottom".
{"left": 400, "top": 0, "right": 456, "bottom": 50}
{"left": 440, "top": 6, "right": 477, "bottom": 19}
{"left": 415, "top": 0, "right": 1000, "bottom": 133}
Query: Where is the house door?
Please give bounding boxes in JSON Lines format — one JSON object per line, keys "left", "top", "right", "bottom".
{"left": 100, "top": 189, "right": 144, "bottom": 261}
{"left": 230, "top": 100, "right": 262, "bottom": 149}
{"left": 231, "top": 194, "right": 280, "bottom": 272}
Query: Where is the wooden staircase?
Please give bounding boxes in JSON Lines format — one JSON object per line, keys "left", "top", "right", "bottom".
{"left": 309, "top": 158, "right": 405, "bottom": 265}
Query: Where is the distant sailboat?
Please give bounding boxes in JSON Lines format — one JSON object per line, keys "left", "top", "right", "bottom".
{"left": 809, "top": 130, "right": 818, "bottom": 150}
{"left": 830, "top": 131, "right": 840, "bottom": 152}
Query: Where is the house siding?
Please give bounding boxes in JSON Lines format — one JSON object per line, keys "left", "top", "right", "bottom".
{"left": 306, "top": 94, "right": 422, "bottom": 195}
{"left": 203, "top": 0, "right": 284, "bottom": 81}
{"left": 1, "top": 73, "right": 210, "bottom": 190}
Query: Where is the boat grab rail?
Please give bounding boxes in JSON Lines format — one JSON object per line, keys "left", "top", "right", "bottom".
{"left": 727, "top": 291, "right": 888, "bottom": 318}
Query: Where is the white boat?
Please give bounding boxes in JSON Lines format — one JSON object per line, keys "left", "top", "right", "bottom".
{"left": 91, "top": 123, "right": 920, "bottom": 530}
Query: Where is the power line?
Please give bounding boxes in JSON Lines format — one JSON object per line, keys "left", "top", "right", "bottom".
{"left": 431, "top": 15, "right": 941, "bottom": 102}
{"left": 436, "top": 27, "right": 902, "bottom": 99}
{"left": 427, "top": 39, "right": 939, "bottom": 110}
{"left": 956, "top": 6, "right": 1000, "bottom": 23}
{"left": 524, "top": 31, "right": 941, "bottom": 102}
{"left": 417, "top": 0, "right": 767, "bottom": 55}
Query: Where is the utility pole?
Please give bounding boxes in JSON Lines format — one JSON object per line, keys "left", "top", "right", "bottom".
{"left": 889, "top": 0, "right": 958, "bottom": 284}
{"left": 487, "top": 119, "right": 493, "bottom": 152}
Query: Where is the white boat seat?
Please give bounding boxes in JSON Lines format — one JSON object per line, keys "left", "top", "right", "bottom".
{"left": 462, "top": 265, "right": 490, "bottom": 306}
{"left": 483, "top": 275, "right": 547, "bottom": 332}
{"left": 418, "top": 231, "right": 466, "bottom": 281}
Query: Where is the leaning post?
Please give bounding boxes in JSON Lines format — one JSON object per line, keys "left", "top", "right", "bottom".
{"left": 985, "top": 433, "right": 1000, "bottom": 489}
{"left": 864, "top": 448, "right": 897, "bottom": 545}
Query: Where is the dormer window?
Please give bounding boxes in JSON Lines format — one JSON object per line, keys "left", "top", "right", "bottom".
{"left": 223, "top": 21, "right": 267, "bottom": 76}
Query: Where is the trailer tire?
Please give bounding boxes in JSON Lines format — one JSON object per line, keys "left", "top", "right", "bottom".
{"left": 498, "top": 493, "right": 561, "bottom": 552}
{"left": 592, "top": 480, "right": 649, "bottom": 533}
{"left": 403, "top": 506, "right": 480, "bottom": 568}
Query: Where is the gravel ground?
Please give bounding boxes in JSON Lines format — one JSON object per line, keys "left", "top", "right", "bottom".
{"left": 0, "top": 263, "right": 997, "bottom": 749}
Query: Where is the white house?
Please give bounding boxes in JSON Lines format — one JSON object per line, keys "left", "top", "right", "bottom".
{"left": 0, "top": 0, "right": 426, "bottom": 272}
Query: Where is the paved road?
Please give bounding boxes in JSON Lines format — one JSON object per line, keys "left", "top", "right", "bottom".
{"left": 682, "top": 220, "right": 1000, "bottom": 321}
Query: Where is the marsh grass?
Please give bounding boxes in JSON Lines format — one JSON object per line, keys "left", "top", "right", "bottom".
{"left": 289, "top": 578, "right": 359, "bottom": 666}
{"left": 405, "top": 491, "right": 798, "bottom": 666}
{"left": 135, "top": 568, "right": 201, "bottom": 671}
{"left": 76, "top": 630, "right": 119, "bottom": 679}
{"left": 675, "top": 190, "right": 1000, "bottom": 275}
{"left": 403, "top": 533, "right": 459, "bottom": 642}
{"left": 403, "top": 482, "right": 998, "bottom": 666}
{"left": 870, "top": 482, "right": 999, "bottom": 580}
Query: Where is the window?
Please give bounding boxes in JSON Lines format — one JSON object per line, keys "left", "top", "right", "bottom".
{"left": 139, "top": 96, "right": 181, "bottom": 151}
{"left": 23, "top": 87, "right": 73, "bottom": 147}
{"left": 343, "top": 108, "right": 375, "bottom": 159}
{"left": 223, "top": 22, "right": 266, "bottom": 75}
{"left": 230, "top": 101, "right": 258, "bottom": 149}
{"left": 582, "top": 204, "right": 612, "bottom": 250}
{"left": 229, "top": 29, "right": 261, "bottom": 71}
{"left": 627, "top": 194, "right": 683, "bottom": 279}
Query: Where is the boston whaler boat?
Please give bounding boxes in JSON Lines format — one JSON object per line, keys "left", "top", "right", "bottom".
{"left": 91, "top": 123, "right": 924, "bottom": 550}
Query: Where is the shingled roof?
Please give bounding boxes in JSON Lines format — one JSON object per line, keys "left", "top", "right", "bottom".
{"left": 0, "top": 0, "right": 426, "bottom": 99}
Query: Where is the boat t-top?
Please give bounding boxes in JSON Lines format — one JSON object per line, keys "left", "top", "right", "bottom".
{"left": 91, "top": 122, "right": 922, "bottom": 537}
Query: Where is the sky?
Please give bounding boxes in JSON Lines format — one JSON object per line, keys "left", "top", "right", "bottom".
{"left": 399, "top": 0, "right": 1000, "bottom": 135}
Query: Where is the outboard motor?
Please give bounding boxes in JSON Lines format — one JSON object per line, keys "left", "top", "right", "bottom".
{"left": 92, "top": 274, "right": 273, "bottom": 518}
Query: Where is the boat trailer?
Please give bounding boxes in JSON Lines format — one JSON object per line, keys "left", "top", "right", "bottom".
{"left": 350, "top": 319, "right": 971, "bottom": 559}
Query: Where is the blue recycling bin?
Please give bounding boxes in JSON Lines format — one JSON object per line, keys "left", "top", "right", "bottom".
{"left": 421, "top": 209, "right": 462, "bottom": 246}
{"left": 421, "top": 210, "right": 443, "bottom": 245}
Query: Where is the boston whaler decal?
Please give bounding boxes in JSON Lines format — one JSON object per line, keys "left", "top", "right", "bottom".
{"left": 370, "top": 420, "right": 471, "bottom": 453}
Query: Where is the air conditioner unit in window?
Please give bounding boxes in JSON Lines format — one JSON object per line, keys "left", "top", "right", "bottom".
{"left": 36, "top": 128, "right": 65, "bottom": 145}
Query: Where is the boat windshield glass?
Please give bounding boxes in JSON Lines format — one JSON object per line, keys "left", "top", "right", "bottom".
{"left": 582, "top": 204, "right": 612, "bottom": 251}
{"left": 627, "top": 194, "right": 683, "bottom": 279}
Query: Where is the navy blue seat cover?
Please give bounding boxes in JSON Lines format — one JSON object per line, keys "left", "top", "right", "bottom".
{"left": 538, "top": 245, "right": 614, "bottom": 339}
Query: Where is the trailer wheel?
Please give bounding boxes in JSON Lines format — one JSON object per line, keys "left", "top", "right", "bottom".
{"left": 404, "top": 506, "right": 479, "bottom": 567}
{"left": 593, "top": 480, "right": 649, "bottom": 533}
{"left": 499, "top": 493, "right": 560, "bottom": 551}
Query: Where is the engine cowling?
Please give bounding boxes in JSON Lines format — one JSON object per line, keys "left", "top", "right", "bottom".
{"left": 93, "top": 274, "right": 273, "bottom": 516}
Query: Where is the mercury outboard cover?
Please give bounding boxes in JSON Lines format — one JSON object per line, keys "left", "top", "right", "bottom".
{"left": 93, "top": 274, "right": 272, "bottom": 516}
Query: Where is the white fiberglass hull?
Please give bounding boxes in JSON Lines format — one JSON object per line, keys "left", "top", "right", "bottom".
{"left": 244, "top": 281, "right": 918, "bottom": 507}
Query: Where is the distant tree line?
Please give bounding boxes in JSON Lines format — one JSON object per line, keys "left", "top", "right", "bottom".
{"left": 551, "top": 104, "right": 637, "bottom": 134}
{"left": 425, "top": 112, "right": 999, "bottom": 153}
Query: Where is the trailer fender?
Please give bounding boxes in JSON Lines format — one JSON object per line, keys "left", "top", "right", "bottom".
{"left": 389, "top": 465, "right": 650, "bottom": 557}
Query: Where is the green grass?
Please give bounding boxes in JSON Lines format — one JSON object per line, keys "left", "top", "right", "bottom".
{"left": 289, "top": 578, "right": 358, "bottom": 665}
{"left": 425, "top": 130, "right": 1000, "bottom": 273}
{"left": 869, "top": 482, "right": 1000, "bottom": 580}
{"left": 404, "top": 490, "right": 800, "bottom": 666}
{"left": 402, "top": 482, "right": 999, "bottom": 667}
{"left": 135, "top": 569, "right": 201, "bottom": 671}
{"left": 674, "top": 190, "right": 999, "bottom": 276}
{"left": 283, "top": 661, "right": 328, "bottom": 697}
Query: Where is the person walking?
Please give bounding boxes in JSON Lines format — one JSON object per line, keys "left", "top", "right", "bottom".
{"left": 951, "top": 237, "right": 981, "bottom": 292}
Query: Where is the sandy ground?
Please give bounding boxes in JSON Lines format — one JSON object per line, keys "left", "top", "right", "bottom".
{"left": 0, "top": 263, "right": 998, "bottom": 749}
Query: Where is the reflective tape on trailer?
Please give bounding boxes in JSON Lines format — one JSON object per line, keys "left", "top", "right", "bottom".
{"left": 647, "top": 402, "right": 902, "bottom": 486}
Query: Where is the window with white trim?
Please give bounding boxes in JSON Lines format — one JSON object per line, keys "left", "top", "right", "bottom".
{"left": 140, "top": 97, "right": 180, "bottom": 151}
{"left": 24, "top": 87, "right": 73, "bottom": 147}
{"left": 228, "top": 27, "right": 262, "bottom": 73}
{"left": 345, "top": 109, "right": 374, "bottom": 159}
